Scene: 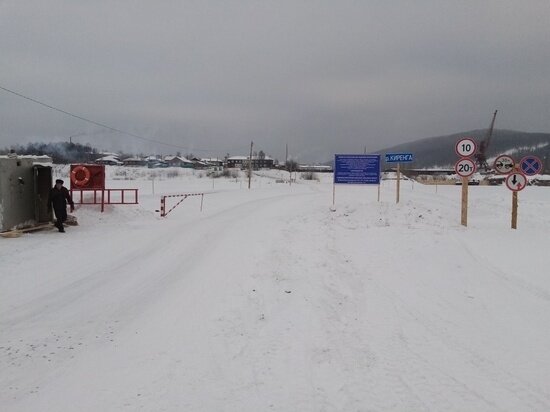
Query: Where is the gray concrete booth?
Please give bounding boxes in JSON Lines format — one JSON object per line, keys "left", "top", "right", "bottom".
{"left": 0, "top": 157, "right": 52, "bottom": 232}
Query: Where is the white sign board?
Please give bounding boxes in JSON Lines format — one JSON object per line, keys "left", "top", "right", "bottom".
{"left": 505, "top": 172, "right": 528, "bottom": 191}
{"left": 493, "top": 155, "right": 515, "bottom": 174}
{"left": 455, "top": 158, "right": 476, "bottom": 177}
{"left": 455, "top": 138, "right": 477, "bottom": 158}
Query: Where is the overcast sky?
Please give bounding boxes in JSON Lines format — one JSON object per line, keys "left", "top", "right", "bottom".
{"left": 1, "top": 1, "right": 550, "bottom": 162}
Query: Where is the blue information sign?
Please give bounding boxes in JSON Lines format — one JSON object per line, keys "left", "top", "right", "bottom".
{"left": 385, "top": 153, "right": 414, "bottom": 163}
{"left": 334, "top": 154, "right": 380, "bottom": 184}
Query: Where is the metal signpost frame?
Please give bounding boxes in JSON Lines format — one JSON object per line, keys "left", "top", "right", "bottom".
{"left": 384, "top": 153, "right": 414, "bottom": 204}
{"left": 333, "top": 154, "right": 381, "bottom": 207}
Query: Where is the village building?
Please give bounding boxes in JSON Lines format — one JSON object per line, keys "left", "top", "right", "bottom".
{"left": 95, "top": 154, "right": 123, "bottom": 165}
{"left": 122, "top": 157, "right": 147, "bottom": 166}
{"left": 164, "top": 156, "right": 195, "bottom": 168}
{"left": 226, "top": 155, "right": 274, "bottom": 170}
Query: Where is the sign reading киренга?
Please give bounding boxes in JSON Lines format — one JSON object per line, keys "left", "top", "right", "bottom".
{"left": 334, "top": 154, "right": 380, "bottom": 184}
{"left": 385, "top": 153, "right": 414, "bottom": 163}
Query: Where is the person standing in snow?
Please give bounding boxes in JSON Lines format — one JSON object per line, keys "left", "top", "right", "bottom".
{"left": 48, "top": 179, "right": 74, "bottom": 232}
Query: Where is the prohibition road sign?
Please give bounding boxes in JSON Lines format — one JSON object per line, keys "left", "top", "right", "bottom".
{"left": 493, "top": 155, "right": 515, "bottom": 174}
{"left": 519, "top": 156, "right": 542, "bottom": 176}
{"left": 455, "top": 158, "right": 476, "bottom": 177}
{"left": 506, "top": 172, "right": 528, "bottom": 191}
{"left": 455, "top": 138, "right": 477, "bottom": 158}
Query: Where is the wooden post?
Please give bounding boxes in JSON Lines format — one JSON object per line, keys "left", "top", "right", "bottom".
{"left": 511, "top": 191, "right": 518, "bottom": 229}
{"left": 377, "top": 184, "right": 380, "bottom": 202}
{"left": 200, "top": 194, "right": 204, "bottom": 212}
{"left": 461, "top": 176, "right": 468, "bottom": 226}
{"left": 248, "top": 141, "right": 253, "bottom": 189}
{"left": 332, "top": 182, "right": 336, "bottom": 207}
{"left": 396, "top": 163, "right": 401, "bottom": 203}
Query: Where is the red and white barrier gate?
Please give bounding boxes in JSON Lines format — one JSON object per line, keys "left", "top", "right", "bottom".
{"left": 160, "top": 193, "right": 205, "bottom": 217}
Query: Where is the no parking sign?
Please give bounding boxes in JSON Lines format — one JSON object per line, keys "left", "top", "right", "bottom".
{"left": 520, "top": 156, "right": 542, "bottom": 176}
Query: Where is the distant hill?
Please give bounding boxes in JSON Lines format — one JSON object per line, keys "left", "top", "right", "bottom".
{"left": 376, "top": 129, "right": 550, "bottom": 171}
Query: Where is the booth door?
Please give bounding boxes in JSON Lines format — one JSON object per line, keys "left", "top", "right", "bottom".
{"left": 34, "top": 166, "right": 52, "bottom": 223}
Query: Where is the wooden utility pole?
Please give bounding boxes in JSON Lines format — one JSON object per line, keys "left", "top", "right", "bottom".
{"left": 396, "top": 163, "right": 401, "bottom": 203}
{"left": 286, "top": 143, "right": 292, "bottom": 186}
{"left": 248, "top": 141, "right": 253, "bottom": 189}
{"left": 461, "top": 176, "right": 468, "bottom": 226}
{"left": 285, "top": 143, "right": 288, "bottom": 165}
{"left": 511, "top": 191, "right": 518, "bottom": 229}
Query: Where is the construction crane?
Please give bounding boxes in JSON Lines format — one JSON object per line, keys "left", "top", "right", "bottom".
{"left": 475, "top": 110, "right": 498, "bottom": 172}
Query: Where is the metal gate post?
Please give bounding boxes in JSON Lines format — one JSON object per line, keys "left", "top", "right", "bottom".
{"left": 160, "top": 196, "right": 166, "bottom": 217}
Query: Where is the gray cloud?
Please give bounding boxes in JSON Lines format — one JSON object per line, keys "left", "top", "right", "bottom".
{"left": 1, "top": 0, "right": 550, "bottom": 162}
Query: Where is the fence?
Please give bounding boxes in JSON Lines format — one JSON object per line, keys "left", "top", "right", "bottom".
{"left": 70, "top": 189, "right": 139, "bottom": 212}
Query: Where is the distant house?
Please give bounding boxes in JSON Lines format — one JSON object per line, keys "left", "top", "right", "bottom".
{"left": 164, "top": 155, "right": 195, "bottom": 168}
{"left": 226, "top": 155, "right": 274, "bottom": 170}
{"left": 95, "top": 155, "right": 123, "bottom": 165}
{"left": 189, "top": 157, "right": 209, "bottom": 169}
{"left": 225, "top": 156, "right": 248, "bottom": 168}
{"left": 201, "top": 158, "right": 224, "bottom": 168}
{"left": 298, "top": 164, "right": 333, "bottom": 173}
{"left": 145, "top": 155, "right": 160, "bottom": 162}
{"left": 122, "top": 157, "right": 147, "bottom": 166}
{"left": 148, "top": 161, "right": 169, "bottom": 168}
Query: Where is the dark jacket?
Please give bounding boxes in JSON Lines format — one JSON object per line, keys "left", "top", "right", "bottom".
{"left": 48, "top": 186, "right": 74, "bottom": 210}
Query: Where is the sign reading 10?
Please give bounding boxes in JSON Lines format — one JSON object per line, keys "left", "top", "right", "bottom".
{"left": 455, "top": 138, "right": 477, "bottom": 158}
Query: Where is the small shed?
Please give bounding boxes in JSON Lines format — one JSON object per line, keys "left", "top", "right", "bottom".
{"left": 0, "top": 156, "right": 52, "bottom": 232}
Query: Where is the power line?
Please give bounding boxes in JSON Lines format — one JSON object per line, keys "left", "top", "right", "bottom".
{"left": 0, "top": 84, "right": 218, "bottom": 153}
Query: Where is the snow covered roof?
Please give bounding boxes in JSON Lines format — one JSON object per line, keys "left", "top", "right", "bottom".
{"left": 228, "top": 155, "right": 273, "bottom": 160}
{"left": 96, "top": 155, "right": 122, "bottom": 163}
{"left": 164, "top": 156, "right": 193, "bottom": 163}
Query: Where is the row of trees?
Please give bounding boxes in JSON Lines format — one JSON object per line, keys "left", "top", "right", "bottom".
{"left": 0, "top": 142, "right": 100, "bottom": 164}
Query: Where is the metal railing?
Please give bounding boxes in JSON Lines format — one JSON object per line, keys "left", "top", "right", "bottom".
{"left": 70, "top": 189, "right": 138, "bottom": 212}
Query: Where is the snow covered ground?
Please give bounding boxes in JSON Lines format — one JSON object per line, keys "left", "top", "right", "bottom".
{"left": 1, "top": 167, "right": 550, "bottom": 411}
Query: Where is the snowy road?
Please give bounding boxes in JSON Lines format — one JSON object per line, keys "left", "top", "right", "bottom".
{"left": 2, "top": 173, "right": 550, "bottom": 411}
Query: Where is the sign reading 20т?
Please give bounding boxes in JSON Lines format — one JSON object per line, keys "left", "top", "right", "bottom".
{"left": 334, "top": 154, "right": 380, "bottom": 185}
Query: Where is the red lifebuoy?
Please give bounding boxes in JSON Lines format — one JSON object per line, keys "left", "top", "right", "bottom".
{"left": 71, "top": 165, "right": 91, "bottom": 187}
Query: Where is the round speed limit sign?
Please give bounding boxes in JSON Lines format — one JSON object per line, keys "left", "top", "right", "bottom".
{"left": 455, "top": 158, "right": 476, "bottom": 177}
{"left": 455, "top": 138, "right": 477, "bottom": 158}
